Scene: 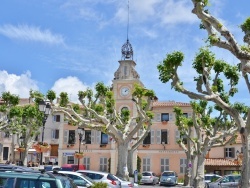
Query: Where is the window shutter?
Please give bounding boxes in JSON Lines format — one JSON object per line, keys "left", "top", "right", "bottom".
{"left": 150, "top": 130, "right": 155, "bottom": 144}
{"left": 188, "top": 113, "right": 192, "bottom": 118}
{"left": 169, "top": 113, "right": 173, "bottom": 121}
{"left": 62, "top": 156, "right": 67, "bottom": 164}
{"left": 51, "top": 130, "right": 55, "bottom": 139}
{"left": 224, "top": 148, "right": 226, "bottom": 158}
{"left": 156, "top": 130, "right": 161, "bottom": 144}
{"left": 167, "top": 129, "right": 169, "bottom": 144}
{"left": 108, "top": 135, "right": 111, "bottom": 144}
{"left": 175, "top": 130, "right": 180, "bottom": 143}
{"left": 96, "top": 131, "right": 101, "bottom": 144}
{"left": 91, "top": 130, "right": 95, "bottom": 144}
{"left": 74, "top": 157, "right": 77, "bottom": 164}
{"left": 63, "top": 130, "right": 69, "bottom": 144}
{"left": 156, "top": 113, "right": 161, "bottom": 122}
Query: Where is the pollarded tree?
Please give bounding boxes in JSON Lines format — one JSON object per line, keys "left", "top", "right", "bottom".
{"left": 52, "top": 82, "right": 155, "bottom": 178}
{"left": 1, "top": 91, "right": 46, "bottom": 165}
{"left": 0, "top": 92, "right": 19, "bottom": 130}
{"left": 174, "top": 100, "right": 239, "bottom": 187}
{"left": 158, "top": 47, "right": 249, "bottom": 187}
{"left": 158, "top": 1, "right": 250, "bottom": 187}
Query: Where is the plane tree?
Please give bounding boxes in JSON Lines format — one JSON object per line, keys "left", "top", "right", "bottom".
{"left": 174, "top": 100, "right": 239, "bottom": 187}
{"left": 52, "top": 82, "right": 155, "bottom": 178}
{"left": 0, "top": 91, "right": 45, "bottom": 165}
{"left": 158, "top": 1, "right": 250, "bottom": 187}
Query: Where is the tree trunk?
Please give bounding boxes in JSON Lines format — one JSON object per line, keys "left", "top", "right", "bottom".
{"left": 127, "top": 149, "right": 134, "bottom": 176}
{"left": 239, "top": 129, "right": 250, "bottom": 187}
{"left": 193, "top": 155, "right": 205, "bottom": 188}
{"left": 116, "top": 141, "right": 129, "bottom": 179}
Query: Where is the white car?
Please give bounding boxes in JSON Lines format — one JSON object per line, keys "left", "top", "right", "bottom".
{"left": 205, "top": 174, "right": 222, "bottom": 183}
{"left": 77, "top": 170, "right": 121, "bottom": 188}
{"left": 49, "top": 170, "right": 93, "bottom": 188}
{"left": 113, "top": 175, "right": 138, "bottom": 188}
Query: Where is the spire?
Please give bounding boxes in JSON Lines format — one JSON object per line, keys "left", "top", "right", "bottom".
{"left": 121, "top": 0, "right": 133, "bottom": 60}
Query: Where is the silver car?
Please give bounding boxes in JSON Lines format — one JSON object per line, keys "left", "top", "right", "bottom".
{"left": 49, "top": 170, "right": 94, "bottom": 188}
{"left": 140, "top": 171, "right": 159, "bottom": 185}
{"left": 77, "top": 170, "right": 121, "bottom": 188}
{"left": 159, "top": 171, "right": 178, "bottom": 186}
{"left": 206, "top": 174, "right": 241, "bottom": 188}
{"left": 113, "top": 175, "right": 138, "bottom": 188}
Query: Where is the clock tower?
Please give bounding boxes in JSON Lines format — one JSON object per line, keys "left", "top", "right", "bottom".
{"left": 112, "top": 39, "right": 144, "bottom": 116}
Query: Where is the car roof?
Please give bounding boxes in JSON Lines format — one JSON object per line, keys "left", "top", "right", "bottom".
{"left": 76, "top": 170, "right": 110, "bottom": 175}
{"left": 51, "top": 171, "right": 83, "bottom": 176}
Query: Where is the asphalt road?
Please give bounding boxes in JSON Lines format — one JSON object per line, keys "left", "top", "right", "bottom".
{"left": 136, "top": 183, "right": 191, "bottom": 188}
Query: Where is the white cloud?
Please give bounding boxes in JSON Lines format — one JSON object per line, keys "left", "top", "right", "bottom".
{"left": 0, "top": 24, "right": 65, "bottom": 45}
{"left": 0, "top": 70, "right": 38, "bottom": 98}
{"left": 160, "top": 0, "right": 197, "bottom": 25}
{"left": 51, "top": 76, "right": 92, "bottom": 103}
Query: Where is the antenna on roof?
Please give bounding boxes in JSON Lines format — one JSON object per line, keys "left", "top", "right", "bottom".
{"left": 121, "top": 0, "right": 133, "bottom": 60}
{"left": 127, "top": 0, "right": 129, "bottom": 41}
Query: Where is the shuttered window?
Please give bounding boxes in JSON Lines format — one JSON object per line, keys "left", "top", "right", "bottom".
{"left": 51, "top": 129, "right": 59, "bottom": 139}
{"left": 63, "top": 130, "right": 69, "bottom": 144}
{"left": 100, "top": 157, "right": 108, "bottom": 172}
{"left": 84, "top": 157, "right": 90, "bottom": 170}
{"left": 68, "top": 130, "right": 76, "bottom": 144}
{"left": 180, "top": 158, "right": 187, "bottom": 173}
{"left": 53, "top": 115, "right": 60, "bottom": 122}
{"left": 160, "top": 158, "right": 169, "bottom": 172}
{"left": 85, "top": 130, "right": 91, "bottom": 144}
{"left": 143, "top": 157, "right": 151, "bottom": 171}
{"left": 143, "top": 132, "right": 151, "bottom": 144}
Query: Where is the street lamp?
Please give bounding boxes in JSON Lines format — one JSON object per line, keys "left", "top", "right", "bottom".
{"left": 19, "top": 136, "right": 24, "bottom": 164}
{"left": 77, "top": 127, "right": 85, "bottom": 170}
{"left": 39, "top": 100, "right": 51, "bottom": 165}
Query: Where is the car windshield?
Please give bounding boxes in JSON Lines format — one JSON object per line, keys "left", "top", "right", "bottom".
{"left": 162, "top": 172, "right": 174, "bottom": 176}
{"left": 142, "top": 172, "right": 151, "bottom": 176}
{"left": 80, "top": 174, "right": 94, "bottom": 183}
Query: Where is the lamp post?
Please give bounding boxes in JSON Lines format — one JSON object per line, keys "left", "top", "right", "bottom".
{"left": 77, "top": 127, "right": 85, "bottom": 170}
{"left": 39, "top": 100, "right": 51, "bottom": 165}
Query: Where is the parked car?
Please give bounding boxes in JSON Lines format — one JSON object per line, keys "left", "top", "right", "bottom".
{"left": 205, "top": 174, "right": 222, "bottom": 183}
{"left": 159, "top": 171, "right": 178, "bottom": 186}
{"left": 140, "top": 171, "right": 159, "bottom": 185}
{"left": 49, "top": 170, "right": 94, "bottom": 188}
{"left": 0, "top": 171, "right": 77, "bottom": 188}
{"left": 77, "top": 170, "right": 121, "bottom": 188}
{"left": 206, "top": 174, "right": 241, "bottom": 188}
{"left": 113, "top": 175, "right": 138, "bottom": 187}
{"left": 61, "top": 164, "right": 85, "bottom": 171}
{"left": 0, "top": 164, "right": 40, "bottom": 173}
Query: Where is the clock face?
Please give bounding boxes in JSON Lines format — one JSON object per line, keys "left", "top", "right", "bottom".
{"left": 120, "top": 87, "right": 130, "bottom": 96}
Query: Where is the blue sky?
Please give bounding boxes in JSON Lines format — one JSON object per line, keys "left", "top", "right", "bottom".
{"left": 0, "top": 0, "right": 249, "bottom": 104}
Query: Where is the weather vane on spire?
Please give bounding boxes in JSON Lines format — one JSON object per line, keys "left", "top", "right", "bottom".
{"left": 121, "top": 0, "right": 133, "bottom": 60}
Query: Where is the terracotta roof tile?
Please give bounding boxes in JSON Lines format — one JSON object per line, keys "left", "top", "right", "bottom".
{"left": 205, "top": 158, "right": 241, "bottom": 166}
{"left": 153, "top": 101, "right": 191, "bottom": 107}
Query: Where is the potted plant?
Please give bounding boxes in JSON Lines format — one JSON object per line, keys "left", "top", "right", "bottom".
{"left": 16, "top": 147, "right": 25, "bottom": 152}
{"left": 74, "top": 151, "right": 84, "bottom": 159}
{"left": 33, "top": 142, "right": 50, "bottom": 153}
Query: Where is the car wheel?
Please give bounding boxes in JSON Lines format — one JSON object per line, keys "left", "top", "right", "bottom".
{"left": 152, "top": 180, "right": 155, "bottom": 185}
